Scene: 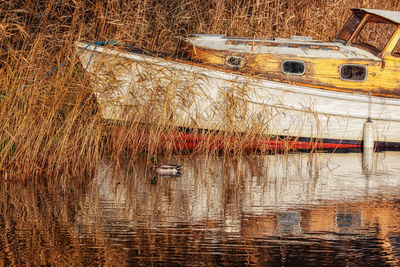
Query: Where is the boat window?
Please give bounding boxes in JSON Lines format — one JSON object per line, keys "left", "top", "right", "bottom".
{"left": 226, "top": 56, "right": 243, "bottom": 67}
{"left": 281, "top": 60, "right": 305, "bottom": 75}
{"left": 340, "top": 64, "right": 367, "bottom": 82}
{"left": 336, "top": 13, "right": 364, "bottom": 43}
{"left": 352, "top": 16, "right": 397, "bottom": 55}
{"left": 393, "top": 40, "right": 400, "bottom": 57}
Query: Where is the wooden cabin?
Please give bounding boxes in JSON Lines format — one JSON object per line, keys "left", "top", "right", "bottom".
{"left": 181, "top": 8, "right": 400, "bottom": 98}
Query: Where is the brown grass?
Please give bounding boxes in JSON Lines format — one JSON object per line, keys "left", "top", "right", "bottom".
{"left": 1, "top": 0, "right": 399, "bottom": 180}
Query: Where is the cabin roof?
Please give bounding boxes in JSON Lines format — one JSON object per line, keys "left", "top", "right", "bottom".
{"left": 353, "top": 8, "right": 400, "bottom": 24}
{"left": 187, "top": 35, "right": 381, "bottom": 61}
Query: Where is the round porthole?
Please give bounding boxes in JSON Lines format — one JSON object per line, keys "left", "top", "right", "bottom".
{"left": 340, "top": 64, "right": 367, "bottom": 82}
{"left": 281, "top": 60, "right": 306, "bottom": 75}
{"left": 226, "top": 56, "right": 244, "bottom": 67}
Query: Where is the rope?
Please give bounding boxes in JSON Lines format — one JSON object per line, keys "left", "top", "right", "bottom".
{"left": 79, "top": 41, "right": 134, "bottom": 80}
{"left": 80, "top": 42, "right": 99, "bottom": 80}
{"left": 24, "top": 40, "right": 133, "bottom": 87}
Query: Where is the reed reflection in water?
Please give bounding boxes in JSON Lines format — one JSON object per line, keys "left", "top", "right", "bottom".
{"left": 2, "top": 152, "right": 400, "bottom": 266}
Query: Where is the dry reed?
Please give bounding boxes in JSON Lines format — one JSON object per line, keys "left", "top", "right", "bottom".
{"left": 1, "top": 0, "right": 399, "bottom": 180}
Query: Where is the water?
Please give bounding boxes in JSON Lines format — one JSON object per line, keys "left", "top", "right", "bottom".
{"left": 1, "top": 152, "right": 400, "bottom": 266}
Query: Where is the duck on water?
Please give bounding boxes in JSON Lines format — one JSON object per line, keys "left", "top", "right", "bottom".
{"left": 150, "top": 157, "right": 182, "bottom": 177}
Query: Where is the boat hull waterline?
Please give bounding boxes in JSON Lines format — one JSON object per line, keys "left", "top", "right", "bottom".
{"left": 78, "top": 43, "right": 400, "bottom": 149}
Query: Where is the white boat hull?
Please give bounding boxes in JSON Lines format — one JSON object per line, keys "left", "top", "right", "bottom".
{"left": 77, "top": 43, "right": 400, "bottom": 145}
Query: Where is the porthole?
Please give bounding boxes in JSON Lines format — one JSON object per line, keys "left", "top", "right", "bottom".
{"left": 281, "top": 60, "right": 305, "bottom": 75}
{"left": 226, "top": 56, "right": 244, "bottom": 67}
{"left": 340, "top": 64, "right": 367, "bottom": 82}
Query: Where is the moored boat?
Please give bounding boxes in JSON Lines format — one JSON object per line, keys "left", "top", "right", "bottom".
{"left": 77, "top": 8, "right": 400, "bottom": 150}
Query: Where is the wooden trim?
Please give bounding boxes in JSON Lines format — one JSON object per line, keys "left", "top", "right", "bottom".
{"left": 387, "top": 26, "right": 400, "bottom": 57}
{"left": 381, "top": 25, "right": 400, "bottom": 57}
{"left": 225, "top": 40, "right": 340, "bottom": 51}
{"left": 346, "top": 14, "right": 369, "bottom": 46}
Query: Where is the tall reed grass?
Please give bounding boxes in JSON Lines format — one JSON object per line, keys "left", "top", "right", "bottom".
{"left": 1, "top": 0, "right": 399, "bottom": 180}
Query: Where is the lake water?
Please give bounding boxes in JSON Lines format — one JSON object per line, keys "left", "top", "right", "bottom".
{"left": 1, "top": 151, "right": 400, "bottom": 266}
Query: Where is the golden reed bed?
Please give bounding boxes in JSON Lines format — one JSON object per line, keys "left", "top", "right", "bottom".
{"left": 1, "top": 0, "right": 399, "bottom": 179}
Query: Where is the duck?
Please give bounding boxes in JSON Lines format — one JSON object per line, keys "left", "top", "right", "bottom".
{"left": 150, "top": 156, "right": 182, "bottom": 177}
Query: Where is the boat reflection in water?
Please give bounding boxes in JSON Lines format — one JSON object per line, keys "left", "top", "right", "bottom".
{"left": 75, "top": 152, "right": 400, "bottom": 265}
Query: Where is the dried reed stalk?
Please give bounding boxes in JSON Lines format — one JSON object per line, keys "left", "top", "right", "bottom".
{"left": 1, "top": 0, "right": 399, "bottom": 180}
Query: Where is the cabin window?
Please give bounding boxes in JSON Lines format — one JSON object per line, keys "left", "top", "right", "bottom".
{"left": 281, "top": 60, "right": 305, "bottom": 75}
{"left": 393, "top": 40, "right": 400, "bottom": 57}
{"left": 352, "top": 16, "right": 397, "bottom": 55}
{"left": 340, "top": 64, "right": 367, "bottom": 81}
{"left": 226, "top": 56, "right": 243, "bottom": 67}
{"left": 336, "top": 13, "right": 364, "bottom": 43}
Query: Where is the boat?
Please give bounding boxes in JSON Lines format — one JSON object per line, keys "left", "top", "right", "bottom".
{"left": 77, "top": 8, "right": 400, "bottom": 150}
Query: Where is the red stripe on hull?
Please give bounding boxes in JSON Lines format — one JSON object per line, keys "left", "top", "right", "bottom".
{"left": 164, "top": 132, "right": 361, "bottom": 151}
{"left": 109, "top": 127, "right": 361, "bottom": 151}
